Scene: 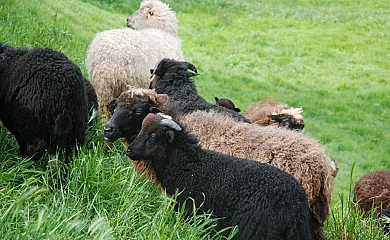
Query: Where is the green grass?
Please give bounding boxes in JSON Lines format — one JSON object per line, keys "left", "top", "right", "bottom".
{"left": 0, "top": 0, "right": 389, "bottom": 238}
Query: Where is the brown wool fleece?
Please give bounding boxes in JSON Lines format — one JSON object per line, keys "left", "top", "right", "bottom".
{"left": 244, "top": 99, "right": 304, "bottom": 127}
{"left": 117, "top": 89, "right": 336, "bottom": 239}
{"left": 181, "top": 111, "right": 335, "bottom": 209}
{"left": 354, "top": 170, "right": 390, "bottom": 214}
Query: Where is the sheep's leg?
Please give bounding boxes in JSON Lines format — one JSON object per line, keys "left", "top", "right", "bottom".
{"left": 13, "top": 133, "right": 29, "bottom": 157}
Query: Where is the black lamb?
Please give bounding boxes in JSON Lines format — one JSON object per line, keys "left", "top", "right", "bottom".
{"left": 149, "top": 58, "right": 251, "bottom": 123}
{"left": 0, "top": 42, "right": 89, "bottom": 160}
{"left": 126, "top": 112, "right": 315, "bottom": 240}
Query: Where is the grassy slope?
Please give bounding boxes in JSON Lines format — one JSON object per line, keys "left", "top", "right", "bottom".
{"left": 179, "top": 0, "right": 390, "bottom": 196}
{"left": 0, "top": 0, "right": 389, "bottom": 238}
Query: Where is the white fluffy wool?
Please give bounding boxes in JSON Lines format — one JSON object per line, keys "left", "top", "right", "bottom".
{"left": 86, "top": 0, "right": 184, "bottom": 120}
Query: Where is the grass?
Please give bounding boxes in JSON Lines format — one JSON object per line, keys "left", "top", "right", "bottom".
{"left": 0, "top": 0, "right": 389, "bottom": 238}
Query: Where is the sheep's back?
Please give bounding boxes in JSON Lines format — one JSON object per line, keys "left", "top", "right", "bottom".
{"left": 180, "top": 110, "right": 335, "bottom": 205}
{"left": 2, "top": 48, "right": 88, "bottom": 147}
{"left": 86, "top": 28, "right": 184, "bottom": 90}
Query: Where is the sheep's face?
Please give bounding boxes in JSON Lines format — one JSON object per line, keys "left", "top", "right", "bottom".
{"left": 103, "top": 94, "right": 151, "bottom": 142}
{"left": 126, "top": 113, "right": 180, "bottom": 161}
{"left": 268, "top": 113, "right": 305, "bottom": 131}
{"left": 126, "top": 123, "right": 166, "bottom": 161}
{"left": 149, "top": 58, "right": 198, "bottom": 89}
{"left": 126, "top": 0, "right": 178, "bottom": 35}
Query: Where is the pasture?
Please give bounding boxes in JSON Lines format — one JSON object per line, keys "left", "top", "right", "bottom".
{"left": 0, "top": 0, "right": 389, "bottom": 239}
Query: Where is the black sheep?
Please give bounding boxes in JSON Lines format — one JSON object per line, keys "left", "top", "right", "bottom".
{"left": 149, "top": 58, "right": 251, "bottom": 123}
{"left": 0, "top": 43, "right": 89, "bottom": 160}
{"left": 127, "top": 112, "right": 315, "bottom": 240}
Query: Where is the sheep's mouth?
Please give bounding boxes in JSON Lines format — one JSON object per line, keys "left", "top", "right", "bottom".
{"left": 103, "top": 135, "right": 119, "bottom": 142}
{"left": 126, "top": 148, "right": 141, "bottom": 160}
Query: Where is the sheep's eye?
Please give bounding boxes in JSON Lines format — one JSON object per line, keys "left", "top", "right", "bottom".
{"left": 150, "top": 133, "right": 157, "bottom": 140}
{"left": 145, "top": 133, "right": 157, "bottom": 148}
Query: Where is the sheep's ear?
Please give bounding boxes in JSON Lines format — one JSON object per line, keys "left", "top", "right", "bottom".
{"left": 150, "top": 69, "right": 154, "bottom": 74}
{"left": 166, "top": 130, "right": 175, "bottom": 143}
{"left": 186, "top": 62, "right": 198, "bottom": 73}
{"left": 107, "top": 98, "right": 117, "bottom": 111}
{"left": 234, "top": 108, "right": 241, "bottom": 112}
{"left": 147, "top": 9, "right": 154, "bottom": 18}
{"left": 186, "top": 70, "right": 199, "bottom": 78}
{"left": 214, "top": 97, "right": 219, "bottom": 102}
{"left": 150, "top": 107, "right": 162, "bottom": 114}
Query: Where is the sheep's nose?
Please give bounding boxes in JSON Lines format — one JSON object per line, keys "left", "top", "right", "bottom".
{"left": 126, "top": 146, "right": 141, "bottom": 160}
{"left": 103, "top": 122, "right": 118, "bottom": 141}
{"left": 103, "top": 126, "right": 113, "bottom": 134}
{"left": 126, "top": 148, "right": 132, "bottom": 155}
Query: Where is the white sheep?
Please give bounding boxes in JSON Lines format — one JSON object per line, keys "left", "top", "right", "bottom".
{"left": 85, "top": 0, "right": 184, "bottom": 120}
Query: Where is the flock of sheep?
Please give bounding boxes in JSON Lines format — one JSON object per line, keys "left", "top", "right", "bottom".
{"left": 0, "top": 0, "right": 389, "bottom": 239}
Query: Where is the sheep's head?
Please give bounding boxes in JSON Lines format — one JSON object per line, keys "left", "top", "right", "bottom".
{"left": 149, "top": 58, "right": 198, "bottom": 89}
{"left": 103, "top": 88, "right": 164, "bottom": 142}
{"left": 126, "top": 112, "right": 183, "bottom": 160}
{"left": 268, "top": 107, "right": 305, "bottom": 131}
{"left": 214, "top": 97, "right": 241, "bottom": 113}
{"left": 126, "top": 0, "right": 178, "bottom": 35}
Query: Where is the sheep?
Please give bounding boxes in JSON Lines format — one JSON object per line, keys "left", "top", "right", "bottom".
{"left": 354, "top": 170, "right": 390, "bottom": 233}
{"left": 103, "top": 87, "right": 337, "bottom": 240}
{"left": 215, "top": 96, "right": 304, "bottom": 130}
{"left": 126, "top": 112, "right": 315, "bottom": 239}
{"left": 0, "top": 43, "right": 89, "bottom": 161}
{"left": 244, "top": 99, "right": 305, "bottom": 130}
{"left": 149, "top": 58, "right": 251, "bottom": 123}
{"left": 214, "top": 96, "right": 241, "bottom": 112}
{"left": 354, "top": 170, "right": 390, "bottom": 214}
{"left": 86, "top": 0, "right": 184, "bottom": 121}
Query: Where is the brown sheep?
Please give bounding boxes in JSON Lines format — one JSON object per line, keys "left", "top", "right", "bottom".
{"left": 354, "top": 170, "right": 390, "bottom": 234}
{"left": 354, "top": 170, "right": 390, "bottom": 214}
{"left": 244, "top": 99, "right": 305, "bottom": 130}
{"left": 104, "top": 88, "right": 337, "bottom": 240}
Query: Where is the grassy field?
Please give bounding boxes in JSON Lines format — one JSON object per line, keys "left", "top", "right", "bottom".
{"left": 0, "top": 0, "right": 389, "bottom": 239}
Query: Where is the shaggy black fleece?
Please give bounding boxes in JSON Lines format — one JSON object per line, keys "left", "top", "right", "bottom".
{"left": 127, "top": 113, "right": 314, "bottom": 240}
{"left": 0, "top": 43, "right": 89, "bottom": 159}
{"left": 150, "top": 58, "right": 251, "bottom": 123}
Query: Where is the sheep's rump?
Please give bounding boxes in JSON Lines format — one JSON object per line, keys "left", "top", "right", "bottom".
{"left": 86, "top": 28, "right": 184, "bottom": 119}
{"left": 1, "top": 48, "right": 88, "bottom": 153}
